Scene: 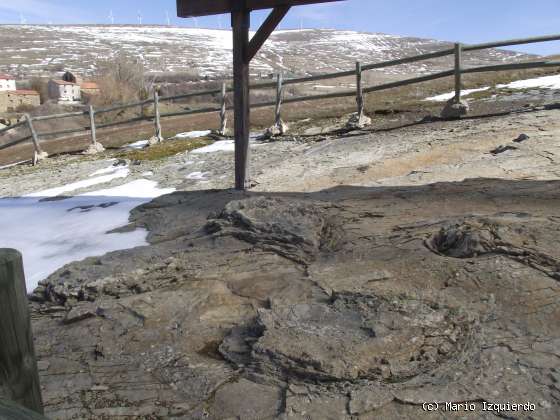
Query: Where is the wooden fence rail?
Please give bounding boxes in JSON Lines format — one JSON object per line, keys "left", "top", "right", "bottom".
{"left": 2, "top": 32, "right": 560, "bottom": 163}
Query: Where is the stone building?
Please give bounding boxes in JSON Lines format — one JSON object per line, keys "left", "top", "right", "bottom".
{"left": 48, "top": 79, "right": 81, "bottom": 103}
{"left": 0, "top": 92, "right": 7, "bottom": 112}
{"left": 0, "top": 74, "right": 16, "bottom": 91}
{"left": 0, "top": 90, "right": 40, "bottom": 112}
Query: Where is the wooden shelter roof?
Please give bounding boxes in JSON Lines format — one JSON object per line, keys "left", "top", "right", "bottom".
{"left": 177, "top": 0, "right": 343, "bottom": 17}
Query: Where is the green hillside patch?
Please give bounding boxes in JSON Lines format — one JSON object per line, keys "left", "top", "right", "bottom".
{"left": 117, "top": 137, "right": 214, "bottom": 161}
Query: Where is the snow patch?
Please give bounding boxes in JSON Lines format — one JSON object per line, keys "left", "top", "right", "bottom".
{"left": 190, "top": 140, "right": 235, "bottom": 154}
{"left": 173, "top": 130, "right": 212, "bottom": 139}
{"left": 497, "top": 74, "right": 560, "bottom": 90}
{"left": 26, "top": 166, "right": 130, "bottom": 198}
{"left": 124, "top": 139, "right": 149, "bottom": 149}
{"left": 425, "top": 87, "right": 490, "bottom": 102}
{"left": 186, "top": 171, "right": 209, "bottom": 180}
{"left": 0, "top": 179, "right": 174, "bottom": 290}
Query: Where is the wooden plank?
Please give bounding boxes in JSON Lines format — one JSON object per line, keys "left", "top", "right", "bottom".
{"left": 220, "top": 82, "right": 228, "bottom": 135}
{"left": 95, "top": 116, "right": 149, "bottom": 130}
{"left": 0, "top": 120, "right": 29, "bottom": 134}
{"left": 32, "top": 111, "right": 87, "bottom": 122}
{"left": 159, "top": 106, "right": 222, "bottom": 119}
{"left": 355, "top": 61, "right": 363, "bottom": 116}
{"left": 454, "top": 43, "right": 462, "bottom": 102}
{"left": 246, "top": 6, "right": 290, "bottom": 61}
{"left": 232, "top": 7, "right": 251, "bottom": 190}
{"left": 177, "top": 0, "right": 343, "bottom": 17}
{"left": 160, "top": 88, "right": 224, "bottom": 102}
{"left": 95, "top": 99, "right": 153, "bottom": 115}
{"left": 24, "top": 114, "right": 43, "bottom": 164}
{"left": 362, "top": 48, "right": 454, "bottom": 71}
{"left": 153, "top": 91, "right": 163, "bottom": 141}
{"left": 465, "top": 33, "right": 560, "bottom": 52}
{"left": 0, "top": 399, "right": 48, "bottom": 420}
{"left": 0, "top": 136, "right": 32, "bottom": 151}
{"left": 36, "top": 127, "right": 89, "bottom": 138}
{"left": 275, "top": 73, "right": 283, "bottom": 126}
{"left": 462, "top": 60, "right": 560, "bottom": 74}
{"left": 0, "top": 249, "right": 44, "bottom": 415}
{"left": 88, "top": 105, "right": 97, "bottom": 145}
{"left": 364, "top": 69, "right": 456, "bottom": 94}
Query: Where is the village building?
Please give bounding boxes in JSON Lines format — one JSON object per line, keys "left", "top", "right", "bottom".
{"left": 48, "top": 79, "right": 81, "bottom": 103}
{"left": 0, "top": 74, "right": 17, "bottom": 91}
{"left": 0, "top": 90, "right": 40, "bottom": 112}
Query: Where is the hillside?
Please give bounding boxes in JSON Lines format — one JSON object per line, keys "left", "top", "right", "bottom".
{"left": 0, "top": 25, "right": 532, "bottom": 80}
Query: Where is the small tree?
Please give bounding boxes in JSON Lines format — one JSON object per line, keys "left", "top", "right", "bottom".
{"left": 96, "top": 51, "right": 148, "bottom": 105}
{"left": 29, "top": 77, "right": 49, "bottom": 104}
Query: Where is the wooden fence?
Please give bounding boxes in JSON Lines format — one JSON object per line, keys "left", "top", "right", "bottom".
{"left": 1, "top": 33, "right": 560, "bottom": 163}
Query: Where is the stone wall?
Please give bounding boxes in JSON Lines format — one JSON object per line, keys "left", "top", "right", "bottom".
{"left": 0, "top": 92, "right": 7, "bottom": 113}
{"left": 4, "top": 92, "right": 40, "bottom": 111}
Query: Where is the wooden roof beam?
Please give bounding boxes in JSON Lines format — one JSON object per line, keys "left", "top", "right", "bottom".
{"left": 177, "top": 0, "right": 342, "bottom": 17}
{"left": 246, "top": 6, "right": 290, "bottom": 62}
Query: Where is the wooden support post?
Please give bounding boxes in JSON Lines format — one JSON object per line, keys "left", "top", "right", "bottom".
{"left": 232, "top": 6, "right": 251, "bottom": 190}
{"left": 88, "top": 105, "right": 97, "bottom": 145}
{"left": 220, "top": 82, "right": 227, "bottom": 135}
{"left": 24, "top": 114, "right": 44, "bottom": 165}
{"left": 153, "top": 90, "right": 163, "bottom": 141}
{"left": 454, "top": 43, "right": 462, "bottom": 103}
{"left": 0, "top": 249, "right": 44, "bottom": 415}
{"left": 356, "top": 61, "right": 364, "bottom": 117}
{"left": 275, "top": 73, "right": 283, "bottom": 128}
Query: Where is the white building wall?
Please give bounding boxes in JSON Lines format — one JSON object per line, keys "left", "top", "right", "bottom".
{"left": 0, "top": 79, "right": 16, "bottom": 91}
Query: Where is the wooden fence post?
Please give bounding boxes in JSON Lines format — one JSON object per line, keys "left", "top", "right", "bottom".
{"left": 232, "top": 8, "right": 251, "bottom": 190}
{"left": 24, "top": 114, "right": 45, "bottom": 165}
{"left": 0, "top": 249, "right": 44, "bottom": 416}
{"left": 356, "top": 61, "right": 364, "bottom": 117}
{"left": 275, "top": 73, "right": 284, "bottom": 128}
{"left": 88, "top": 105, "right": 97, "bottom": 145}
{"left": 219, "top": 82, "right": 227, "bottom": 135}
{"left": 454, "top": 43, "right": 462, "bottom": 102}
{"left": 153, "top": 90, "right": 163, "bottom": 142}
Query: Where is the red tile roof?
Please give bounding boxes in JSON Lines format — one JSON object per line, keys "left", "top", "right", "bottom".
{"left": 51, "top": 79, "right": 78, "bottom": 85}
{"left": 80, "top": 82, "right": 100, "bottom": 90}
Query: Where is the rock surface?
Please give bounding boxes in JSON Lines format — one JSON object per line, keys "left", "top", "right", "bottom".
{"left": 441, "top": 98, "right": 469, "bottom": 119}
{"left": 2, "top": 105, "right": 560, "bottom": 419}
{"left": 27, "top": 182, "right": 560, "bottom": 419}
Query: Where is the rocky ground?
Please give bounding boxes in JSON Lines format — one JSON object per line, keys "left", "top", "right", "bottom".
{"left": 1, "top": 96, "right": 560, "bottom": 419}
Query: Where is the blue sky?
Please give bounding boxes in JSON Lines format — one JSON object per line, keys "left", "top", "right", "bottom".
{"left": 1, "top": 0, "right": 560, "bottom": 55}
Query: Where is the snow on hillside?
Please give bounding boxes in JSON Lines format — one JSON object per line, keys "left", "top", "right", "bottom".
{"left": 425, "top": 74, "right": 560, "bottom": 101}
{"left": 0, "top": 25, "right": 531, "bottom": 79}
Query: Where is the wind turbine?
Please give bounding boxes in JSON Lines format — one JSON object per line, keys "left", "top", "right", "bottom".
{"left": 193, "top": 17, "right": 199, "bottom": 28}
{"left": 19, "top": 13, "right": 27, "bottom": 25}
{"left": 108, "top": 10, "right": 114, "bottom": 25}
{"left": 137, "top": 10, "right": 143, "bottom": 25}
{"left": 165, "top": 10, "right": 171, "bottom": 26}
